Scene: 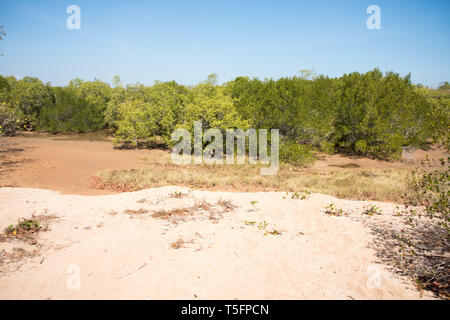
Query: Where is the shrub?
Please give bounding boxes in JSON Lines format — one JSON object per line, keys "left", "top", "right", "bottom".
{"left": 8, "top": 77, "right": 54, "bottom": 130}
{"left": 112, "top": 99, "right": 175, "bottom": 148}
{"left": 0, "top": 71, "right": 446, "bottom": 160}
{"left": 177, "top": 82, "right": 249, "bottom": 134}
{"left": 412, "top": 157, "right": 449, "bottom": 224}
{"left": 39, "top": 87, "right": 104, "bottom": 133}
{"left": 0, "top": 102, "right": 23, "bottom": 136}
{"left": 280, "top": 140, "right": 315, "bottom": 166}
{"left": 334, "top": 69, "right": 430, "bottom": 159}
{"left": 109, "top": 81, "right": 188, "bottom": 148}
{"left": 324, "top": 203, "right": 344, "bottom": 216}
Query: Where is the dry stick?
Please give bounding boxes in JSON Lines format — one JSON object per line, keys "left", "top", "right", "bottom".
{"left": 118, "top": 261, "right": 150, "bottom": 279}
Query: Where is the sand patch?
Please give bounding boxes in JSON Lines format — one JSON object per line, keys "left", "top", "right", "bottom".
{"left": 0, "top": 186, "right": 437, "bottom": 299}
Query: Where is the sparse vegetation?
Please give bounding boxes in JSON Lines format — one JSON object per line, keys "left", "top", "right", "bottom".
{"left": 291, "top": 190, "right": 311, "bottom": 200}
{"left": 363, "top": 205, "right": 383, "bottom": 216}
{"left": 244, "top": 220, "right": 282, "bottom": 236}
{"left": 411, "top": 156, "right": 449, "bottom": 224}
{"left": 170, "top": 190, "right": 184, "bottom": 198}
{"left": 216, "top": 199, "right": 237, "bottom": 212}
{"left": 95, "top": 162, "right": 417, "bottom": 202}
{"left": 370, "top": 213, "right": 449, "bottom": 299}
{"left": 170, "top": 238, "right": 189, "bottom": 249}
{"left": 123, "top": 208, "right": 149, "bottom": 217}
{"left": 150, "top": 199, "right": 236, "bottom": 224}
{"left": 258, "top": 221, "right": 268, "bottom": 230}
{"left": 324, "top": 203, "right": 345, "bottom": 216}
{"left": 1, "top": 215, "right": 56, "bottom": 245}
{"left": 266, "top": 229, "right": 282, "bottom": 236}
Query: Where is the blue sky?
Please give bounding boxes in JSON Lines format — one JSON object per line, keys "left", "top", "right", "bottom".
{"left": 0, "top": 0, "right": 449, "bottom": 87}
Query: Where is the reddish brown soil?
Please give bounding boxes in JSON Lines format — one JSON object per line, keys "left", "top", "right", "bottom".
{"left": 0, "top": 133, "right": 162, "bottom": 195}
{"left": 0, "top": 132, "right": 447, "bottom": 195}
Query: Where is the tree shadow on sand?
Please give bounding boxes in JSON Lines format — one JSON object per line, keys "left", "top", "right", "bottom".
{"left": 368, "top": 217, "right": 449, "bottom": 299}
{"left": 0, "top": 141, "right": 35, "bottom": 176}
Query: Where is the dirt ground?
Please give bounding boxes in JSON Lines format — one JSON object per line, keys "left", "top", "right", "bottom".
{"left": 0, "top": 133, "right": 446, "bottom": 195}
{"left": 0, "top": 186, "right": 436, "bottom": 299}
{"left": 0, "top": 133, "right": 157, "bottom": 195}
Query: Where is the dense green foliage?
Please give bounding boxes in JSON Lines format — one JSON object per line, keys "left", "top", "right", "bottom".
{"left": 39, "top": 86, "right": 105, "bottom": 133}
{"left": 0, "top": 69, "right": 448, "bottom": 163}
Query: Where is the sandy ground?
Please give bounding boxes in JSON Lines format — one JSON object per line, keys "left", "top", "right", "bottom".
{"left": 0, "top": 186, "right": 435, "bottom": 300}
{"left": 0, "top": 134, "right": 443, "bottom": 299}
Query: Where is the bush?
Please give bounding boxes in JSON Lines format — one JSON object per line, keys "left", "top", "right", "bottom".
{"left": 112, "top": 99, "right": 174, "bottom": 148}
{"left": 0, "top": 102, "right": 23, "bottom": 136}
{"left": 412, "top": 157, "right": 449, "bottom": 223}
{"left": 178, "top": 82, "right": 249, "bottom": 134}
{"left": 39, "top": 87, "right": 104, "bottom": 133}
{"left": 111, "top": 81, "right": 189, "bottom": 148}
{"left": 334, "top": 69, "right": 430, "bottom": 159}
{"left": 320, "top": 141, "right": 335, "bottom": 154}
{"left": 9, "top": 77, "right": 54, "bottom": 130}
{"left": 280, "top": 140, "right": 315, "bottom": 166}
{"left": 0, "top": 71, "right": 446, "bottom": 162}
{"left": 417, "top": 87, "right": 450, "bottom": 150}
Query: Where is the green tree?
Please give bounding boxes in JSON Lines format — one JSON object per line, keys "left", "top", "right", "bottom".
{"left": 438, "top": 81, "right": 450, "bottom": 91}
{"left": 39, "top": 86, "right": 104, "bottom": 133}
{"left": 112, "top": 81, "right": 188, "bottom": 148}
{"left": 334, "top": 69, "right": 429, "bottom": 159}
{"left": 178, "top": 81, "right": 249, "bottom": 134}
{"left": 9, "top": 77, "right": 54, "bottom": 130}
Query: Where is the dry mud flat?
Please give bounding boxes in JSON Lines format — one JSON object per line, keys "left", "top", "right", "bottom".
{"left": 0, "top": 186, "right": 434, "bottom": 300}
{"left": 0, "top": 134, "right": 447, "bottom": 196}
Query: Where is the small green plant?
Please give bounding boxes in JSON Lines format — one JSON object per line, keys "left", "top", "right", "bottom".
{"left": 363, "top": 205, "right": 383, "bottom": 216}
{"left": 248, "top": 201, "right": 259, "bottom": 212}
{"left": 243, "top": 220, "right": 281, "bottom": 236}
{"left": 324, "top": 203, "right": 344, "bottom": 216}
{"left": 258, "top": 221, "right": 268, "bottom": 230}
{"left": 266, "top": 229, "right": 282, "bottom": 236}
{"left": 6, "top": 224, "right": 15, "bottom": 234}
{"left": 395, "top": 205, "right": 420, "bottom": 218}
{"left": 3, "top": 218, "right": 43, "bottom": 240}
{"left": 171, "top": 190, "right": 183, "bottom": 198}
{"left": 291, "top": 190, "right": 311, "bottom": 200}
{"left": 19, "top": 219, "right": 41, "bottom": 231}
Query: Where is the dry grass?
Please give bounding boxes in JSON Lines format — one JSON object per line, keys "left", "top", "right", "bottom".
{"left": 369, "top": 214, "right": 449, "bottom": 299}
{"left": 152, "top": 208, "right": 192, "bottom": 220}
{"left": 123, "top": 208, "right": 149, "bottom": 216}
{"left": 170, "top": 238, "right": 194, "bottom": 249}
{"left": 95, "top": 154, "right": 416, "bottom": 202}
{"left": 0, "top": 248, "right": 36, "bottom": 267}
{"left": 0, "top": 215, "right": 58, "bottom": 269}
{"left": 151, "top": 199, "right": 237, "bottom": 224}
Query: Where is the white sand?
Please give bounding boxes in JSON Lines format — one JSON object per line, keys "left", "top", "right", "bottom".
{"left": 0, "top": 187, "right": 434, "bottom": 300}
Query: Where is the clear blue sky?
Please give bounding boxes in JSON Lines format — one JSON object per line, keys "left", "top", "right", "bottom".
{"left": 0, "top": 0, "right": 449, "bottom": 87}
